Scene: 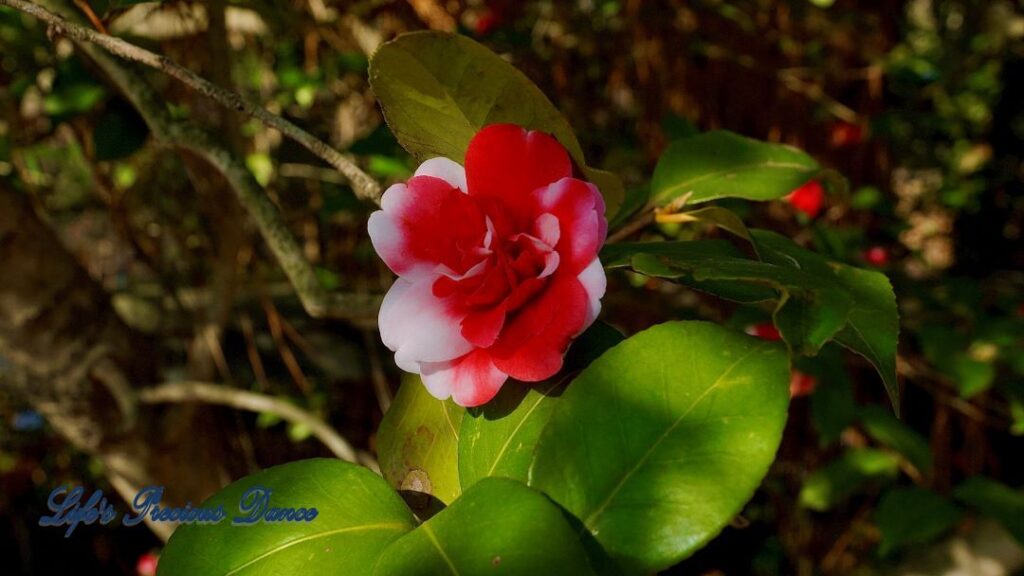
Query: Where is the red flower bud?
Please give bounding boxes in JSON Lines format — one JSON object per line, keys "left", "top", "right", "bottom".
{"left": 746, "top": 322, "right": 781, "bottom": 341}
{"left": 830, "top": 121, "right": 864, "bottom": 148}
{"left": 786, "top": 180, "right": 825, "bottom": 219}
{"left": 789, "top": 370, "right": 818, "bottom": 398}
{"left": 863, "top": 246, "right": 889, "bottom": 267}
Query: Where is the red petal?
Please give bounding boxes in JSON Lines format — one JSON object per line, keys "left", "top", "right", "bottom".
{"left": 461, "top": 304, "right": 507, "bottom": 348}
{"left": 465, "top": 124, "right": 572, "bottom": 227}
{"left": 368, "top": 176, "right": 487, "bottom": 277}
{"left": 535, "top": 178, "right": 606, "bottom": 274}
{"left": 421, "top": 349, "right": 509, "bottom": 407}
{"left": 489, "top": 273, "right": 588, "bottom": 381}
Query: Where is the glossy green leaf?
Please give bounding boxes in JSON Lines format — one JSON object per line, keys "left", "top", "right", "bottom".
{"left": 529, "top": 321, "right": 790, "bottom": 573}
{"left": 459, "top": 322, "right": 624, "bottom": 489}
{"left": 799, "top": 449, "right": 900, "bottom": 511}
{"left": 608, "top": 232, "right": 900, "bottom": 413}
{"left": 954, "top": 476, "right": 1024, "bottom": 544}
{"left": 860, "top": 406, "right": 932, "bottom": 475}
{"left": 368, "top": 31, "right": 624, "bottom": 216}
{"left": 377, "top": 375, "right": 464, "bottom": 508}
{"left": 158, "top": 459, "right": 416, "bottom": 576}
{"left": 604, "top": 238, "right": 852, "bottom": 354}
{"left": 373, "top": 477, "right": 595, "bottom": 575}
{"left": 651, "top": 131, "right": 820, "bottom": 207}
{"left": 874, "top": 488, "right": 962, "bottom": 556}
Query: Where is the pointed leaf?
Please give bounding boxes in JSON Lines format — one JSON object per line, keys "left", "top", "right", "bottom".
{"left": 377, "top": 375, "right": 464, "bottom": 508}
{"left": 369, "top": 31, "right": 624, "bottom": 216}
{"left": 528, "top": 321, "right": 790, "bottom": 573}
{"left": 652, "top": 131, "right": 820, "bottom": 207}
{"left": 158, "top": 459, "right": 416, "bottom": 575}
{"left": 373, "top": 477, "right": 595, "bottom": 575}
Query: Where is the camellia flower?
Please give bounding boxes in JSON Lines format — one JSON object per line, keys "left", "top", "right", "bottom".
{"left": 368, "top": 124, "right": 607, "bottom": 407}
{"left": 786, "top": 179, "right": 825, "bottom": 219}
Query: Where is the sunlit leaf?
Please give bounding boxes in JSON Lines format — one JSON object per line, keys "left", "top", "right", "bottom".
{"left": 377, "top": 375, "right": 464, "bottom": 509}
{"left": 651, "top": 131, "right": 820, "bottom": 207}
{"left": 373, "top": 477, "right": 595, "bottom": 575}
{"left": 529, "top": 321, "right": 790, "bottom": 573}
{"left": 158, "top": 459, "right": 416, "bottom": 575}
{"left": 369, "top": 31, "right": 625, "bottom": 216}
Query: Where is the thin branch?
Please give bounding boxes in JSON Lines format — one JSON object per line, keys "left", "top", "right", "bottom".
{"left": 27, "top": 0, "right": 381, "bottom": 321}
{"left": 1, "top": 0, "right": 381, "bottom": 204}
{"left": 139, "top": 381, "right": 360, "bottom": 463}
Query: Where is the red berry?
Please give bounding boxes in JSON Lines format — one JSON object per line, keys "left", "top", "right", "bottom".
{"left": 136, "top": 553, "right": 159, "bottom": 576}
{"left": 786, "top": 180, "right": 825, "bottom": 219}
{"left": 746, "top": 323, "right": 781, "bottom": 341}
{"left": 789, "top": 370, "right": 818, "bottom": 398}
{"left": 863, "top": 246, "right": 889, "bottom": 267}
{"left": 830, "top": 121, "right": 864, "bottom": 148}
{"left": 474, "top": 9, "right": 500, "bottom": 36}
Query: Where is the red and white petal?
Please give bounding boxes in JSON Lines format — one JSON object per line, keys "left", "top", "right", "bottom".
{"left": 465, "top": 124, "right": 572, "bottom": 225}
{"left": 368, "top": 176, "right": 487, "bottom": 278}
{"left": 535, "top": 178, "right": 606, "bottom": 274}
{"left": 577, "top": 257, "right": 606, "bottom": 328}
{"left": 415, "top": 157, "right": 467, "bottom": 193}
{"left": 421, "top": 350, "right": 509, "bottom": 407}
{"left": 489, "top": 273, "right": 589, "bottom": 382}
{"left": 378, "top": 277, "right": 475, "bottom": 371}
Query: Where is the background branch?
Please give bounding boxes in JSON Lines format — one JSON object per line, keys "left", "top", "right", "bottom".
{"left": 138, "top": 381, "right": 363, "bottom": 464}
{"left": 0, "top": 0, "right": 382, "bottom": 205}
{"left": 21, "top": 0, "right": 382, "bottom": 322}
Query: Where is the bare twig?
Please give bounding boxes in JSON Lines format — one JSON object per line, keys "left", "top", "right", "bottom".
{"left": 1, "top": 0, "right": 382, "bottom": 204}
{"left": 28, "top": 0, "right": 382, "bottom": 321}
{"left": 139, "top": 381, "right": 360, "bottom": 463}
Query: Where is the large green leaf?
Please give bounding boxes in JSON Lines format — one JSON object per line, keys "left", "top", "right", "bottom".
{"left": 377, "top": 375, "right": 464, "bottom": 508}
{"left": 458, "top": 322, "right": 624, "bottom": 489}
{"left": 651, "top": 131, "right": 820, "bottom": 207}
{"left": 369, "top": 31, "right": 624, "bottom": 216}
{"left": 373, "top": 477, "right": 595, "bottom": 575}
{"left": 158, "top": 459, "right": 416, "bottom": 575}
{"left": 874, "top": 488, "right": 962, "bottom": 556}
{"left": 528, "top": 321, "right": 790, "bottom": 573}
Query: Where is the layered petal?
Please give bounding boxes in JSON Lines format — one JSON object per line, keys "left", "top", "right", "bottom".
{"left": 368, "top": 176, "right": 487, "bottom": 278}
{"left": 378, "top": 277, "right": 474, "bottom": 372}
{"left": 534, "top": 177, "right": 606, "bottom": 274}
{"left": 489, "top": 273, "right": 589, "bottom": 381}
{"left": 465, "top": 124, "right": 572, "bottom": 227}
{"left": 421, "top": 349, "right": 509, "bottom": 407}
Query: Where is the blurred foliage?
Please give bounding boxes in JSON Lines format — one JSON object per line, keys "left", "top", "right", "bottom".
{"left": 0, "top": 0, "right": 1022, "bottom": 574}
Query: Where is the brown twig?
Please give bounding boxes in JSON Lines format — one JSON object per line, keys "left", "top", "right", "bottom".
{"left": 1, "top": 0, "right": 382, "bottom": 204}
{"left": 138, "top": 381, "right": 359, "bottom": 463}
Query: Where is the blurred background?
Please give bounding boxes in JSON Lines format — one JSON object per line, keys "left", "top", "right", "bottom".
{"left": 1, "top": 0, "right": 1023, "bottom": 574}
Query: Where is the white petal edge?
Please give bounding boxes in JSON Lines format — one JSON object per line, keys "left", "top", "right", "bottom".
{"left": 415, "top": 157, "right": 468, "bottom": 193}
{"left": 577, "top": 257, "right": 606, "bottom": 328}
{"left": 378, "top": 277, "right": 475, "bottom": 370}
{"left": 420, "top": 354, "right": 509, "bottom": 407}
